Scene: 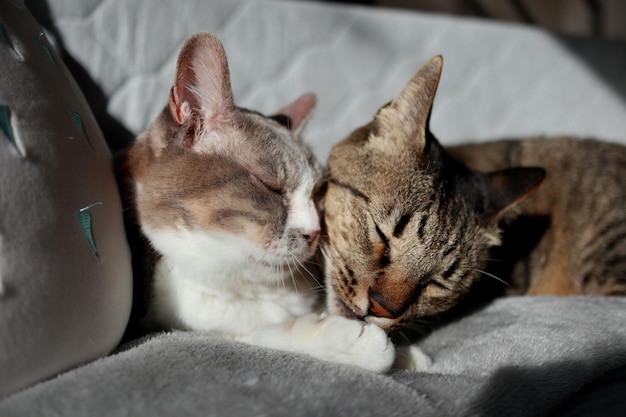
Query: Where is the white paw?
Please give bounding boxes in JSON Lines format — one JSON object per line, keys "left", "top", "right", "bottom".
{"left": 291, "top": 314, "right": 395, "bottom": 373}
{"left": 394, "top": 345, "right": 432, "bottom": 371}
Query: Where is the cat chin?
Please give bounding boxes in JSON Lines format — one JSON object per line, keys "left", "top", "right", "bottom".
{"left": 364, "top": 315, "right": 397, "bottom": 331}
{"left": 258, "top": 259, "right": 304, "bottom": 277}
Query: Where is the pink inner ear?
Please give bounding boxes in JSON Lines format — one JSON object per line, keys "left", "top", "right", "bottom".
{"left": 276, "top": 93, "right": 317, "bottom": 132}
{"left": 169, "top": 88, "right": 192, "bottom": 125}
{"left": 167, "top": 32, "right": 235, "bottom": 135}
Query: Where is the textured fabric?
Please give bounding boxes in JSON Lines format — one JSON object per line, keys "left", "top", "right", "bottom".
{"left": 27, "top": 0, "right": 626, "bottom": 157}
{"left": 2, "top": 297, "right": 626, "bottom": 416}
{"left": 0, "top": 0, "right": 132, "bottom": 397}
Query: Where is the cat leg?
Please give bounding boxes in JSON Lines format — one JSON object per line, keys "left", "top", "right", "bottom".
{"left": 240, "top": 313, "right": 396, "bottom": 373}
{"left": 394, "top": 345, "right": 432, "bottom": 371}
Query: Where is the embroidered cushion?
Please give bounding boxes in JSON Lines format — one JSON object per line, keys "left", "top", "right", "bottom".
{"left": 0, "top": 0, "right": 132, "bottom": 396}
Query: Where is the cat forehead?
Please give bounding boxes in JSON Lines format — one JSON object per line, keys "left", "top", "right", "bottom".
{"left": 238, "top": 110, "right": 307, "bottom": 153}
{"left": 236, "top": 110, "right": 320, "bottom": 181}
{"left": 328, "top": 154, "right": 428, "bottom": 209}
{"left": 329, "top": 124, "right": 424, "bottom": 179}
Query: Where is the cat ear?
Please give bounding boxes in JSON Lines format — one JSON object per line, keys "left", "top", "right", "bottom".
{"left": 168, "top": 32, "right": 235, "bottom": 146}
{"left": 272, "top": 93, "right": 317, "bottom": 134}
{"left": 374, "top": 55, "right": 443, "bottom": 147}
{"left": 485, "top": 167, "right": 546, "bottom": 217}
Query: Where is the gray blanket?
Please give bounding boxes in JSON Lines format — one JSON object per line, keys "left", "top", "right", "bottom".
{"left": 3, "top": 296, "right": 626, "bottom": 416}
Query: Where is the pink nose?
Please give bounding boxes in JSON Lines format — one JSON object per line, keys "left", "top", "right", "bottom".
{"left": 302, "top": 229, "right": 320, "bottom": 245}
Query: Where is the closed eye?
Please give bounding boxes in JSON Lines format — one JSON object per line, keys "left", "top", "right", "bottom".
{"left": 441, "top": 259, "right": 460, "bottom": 280}
{"left": 429, "top": 280, "right": 452, "bottom": 291}
{"left": 249, "top": 172, "right": 282, "bottom": 195}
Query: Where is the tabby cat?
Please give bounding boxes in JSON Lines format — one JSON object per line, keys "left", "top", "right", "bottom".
{"left": 322, "top": 56, "right": 626, "bottom": 334}
{"left": 117, "top": 32, "right": 394, "bottom": 372}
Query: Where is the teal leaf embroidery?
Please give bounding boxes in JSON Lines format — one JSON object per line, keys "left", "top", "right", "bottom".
{"left": 38, "top": 31, "right": 55, "bottom": 64}
{"left": 71, "top": 111, "right": 95, "bottom": 151}
{"left": 0, "top": 105, "right": 22, "bottom": 156}
{"left": 0, "top": 23, "right": 21, "bottom": 59}
{"left": 0, "top": 24, "right": 10, "bottom": 47}
{"left": 78, "top": 202, "right": 103, "bottom": 258}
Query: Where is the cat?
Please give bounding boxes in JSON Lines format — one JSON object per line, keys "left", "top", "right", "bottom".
{"left": 116, "top": 32, "right": 394, "bottom": 372}
{"left": 321, "top": 55, "right": 626, "bottom": 339}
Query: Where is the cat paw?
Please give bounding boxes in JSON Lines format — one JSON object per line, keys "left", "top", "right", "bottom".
{"left": 394, "top": 345, "right": 432, "bottom": 371}
{"left": 292, "top": 314, "right": 395, "bottom": 373}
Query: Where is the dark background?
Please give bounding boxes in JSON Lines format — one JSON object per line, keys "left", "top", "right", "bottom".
{"left": 333, "top": 0, "right": 626, "bottom": 40}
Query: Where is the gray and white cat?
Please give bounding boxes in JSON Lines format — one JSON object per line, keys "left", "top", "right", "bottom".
{"left": 117, "top": 32, "right": 394, "bottom": 372}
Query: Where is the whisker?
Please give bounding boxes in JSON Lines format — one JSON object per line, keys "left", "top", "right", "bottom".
{"left": 479, "top": 258, "right": 504, "bottom": 263}
{"left": 293, "top": 256, "right": 324, "bottom": 290}
{"left": 475, "top": 269, "right": 510, "bottom": 287}
{"left": 394, "top": 330, "right": 412, "bottom": 345}
{"left": 305, "top": 285, "right": 326, "bottom": 295}
{"left": 398, "top": 318, "right": 439, "bottom": 339}
{"left": 319, "top": 245, "right": 331, "bottom": 263}
{"left": 276, "top": 255, "right": 291, "bottom": 291}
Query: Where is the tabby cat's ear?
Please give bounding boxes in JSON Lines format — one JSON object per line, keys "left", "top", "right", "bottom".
{"left": 485, "top": 167, "right": 546, "bottom": 218}
{"left": 272, "top": 93, "right": 317, "bottom": 135}
{"left": 168, "top": 32, "right": 235, "bottom": 146}
{"left": 374, "top": 55, "right": 443, "bottom": 148}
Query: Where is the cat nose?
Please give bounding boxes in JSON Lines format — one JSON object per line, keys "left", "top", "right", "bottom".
{"left": 368, "top": 289, "right": 399, "bottom": 319}
{"left": 302, "top": 229, "right": 320, "bottom": 246}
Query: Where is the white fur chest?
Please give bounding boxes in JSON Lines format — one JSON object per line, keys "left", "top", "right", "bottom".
{"left": 145, "top": 228, "right": 319, "bottom": 336}
{"left": 150, "top": 259, "right": 318, "bottom": 336}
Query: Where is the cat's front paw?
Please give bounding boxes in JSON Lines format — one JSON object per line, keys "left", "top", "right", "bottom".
{"left": 394, "top": 345, "right": 432, "bottom": 371}
{"left": 293, "top": 314, "right": 395, "bottom": 373}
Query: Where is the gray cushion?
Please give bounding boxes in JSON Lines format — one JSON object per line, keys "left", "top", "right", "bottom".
{"left": 0, "top": 0, "right": 132, "bottom": 396}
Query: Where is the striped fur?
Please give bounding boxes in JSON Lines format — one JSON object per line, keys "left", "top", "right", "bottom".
{"left": 322, "top": 56, "right": 625, "bottom": 333}
{"left": 448, "top": 137, "right": 626, "bottom": 296}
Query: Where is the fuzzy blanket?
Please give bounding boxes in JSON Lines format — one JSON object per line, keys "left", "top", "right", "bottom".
{"left": 3, "top": 297, "right": 626, "bottom": 416}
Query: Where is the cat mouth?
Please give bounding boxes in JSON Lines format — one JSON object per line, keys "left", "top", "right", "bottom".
{"left": 335, "top": 299, "right": 398, "bottom": 330}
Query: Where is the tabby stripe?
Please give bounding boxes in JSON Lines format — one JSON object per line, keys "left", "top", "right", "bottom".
{"left": 375, "top": 224, "right": 391, "bottom": 268}
{"left": 442, "top": 245, "right": 455, "bottom": 259}
{"left": 594, "top": 219, "right": 625, "bottom": 242}
{"left": 328, "top": 178, "right": 370, "bottom": 202}
{"left": 393, "top": 212, "right": 413, "bottom": 238}
{"left": 581, "top": 222, "right": 626, "bottom": 265}
{"left": 504, "top": 142, "right": 516, "bottom": 167}
{"left": 417, "top": 214, "right": 428, "bottom": 239}
{"left": 442, "top": 259, "right": 460, "bottom": 280}
{"left": 582, "top": 272, "right": 593, "bottom": 286}
{"left": 604, "top": 231, "right": 626, "bottom": 255}
{"left": 605, "top": 254, "right": 626, "bottom": 269}
{"left": 583, "top": 255, "right": 626, "bottom": 288}
{"left": 375, "top": 224, "right": 389, "bottom": 246}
